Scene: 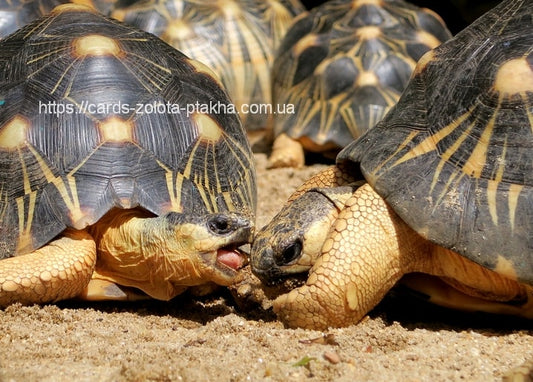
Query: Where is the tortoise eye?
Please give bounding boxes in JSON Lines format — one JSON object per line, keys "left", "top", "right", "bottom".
{"left": 275, "top": 240, "right": 302, "bottom": 266}
{"left": 208, "top": 215, "right": 231, "bottom": 235}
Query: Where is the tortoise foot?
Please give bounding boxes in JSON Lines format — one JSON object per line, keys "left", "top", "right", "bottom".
{"left": 267, "top": 134, "right": 305, "bottom": 168}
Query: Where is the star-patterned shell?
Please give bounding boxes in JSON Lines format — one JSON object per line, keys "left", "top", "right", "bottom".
{"left": 0, "top": 4, "right": 256, "bottom": 257}
{"left": 338, "top": 0, "right": 533, "bottom": 283}
{"left": 112, "top": 0, "right": 305, "bottom": 137}
{"left": 0, "top": 0, "right": 141, "bottom": 39}
{"left": 272, "top": 0, "right": 451, "bottom": 154}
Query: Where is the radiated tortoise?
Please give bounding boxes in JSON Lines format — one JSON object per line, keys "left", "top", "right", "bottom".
{"left": 251, "top": 0, "right": 533, "bottom": 330}
{"left": 0, "top": 4, "right": 256, "bottom": 306}
{"left": 267, "top": 0, "right": 452, "bottom": 168}
{"left": 112, "top": 0, "right": 306, "bottom": 145}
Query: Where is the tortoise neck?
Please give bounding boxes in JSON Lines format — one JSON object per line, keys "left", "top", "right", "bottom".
{"left": 88, "top": 208, "right": 153, "bottom": 261}
{"left": 86, "top": 209, "right": 185, "bottom": 300}
{"left": 87, "top": 209, "right": 199, "bottom": 300}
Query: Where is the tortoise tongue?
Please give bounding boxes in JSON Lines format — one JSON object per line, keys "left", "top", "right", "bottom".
{"left": 216, "top": 249, "right": 245, "bottom": 270}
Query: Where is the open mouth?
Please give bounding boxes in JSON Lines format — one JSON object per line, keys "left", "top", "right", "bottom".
{"left": 204, "top": 243, "right": 250, "bottom": 283}
{"left": 216, "top": 245, "right": 248, "bottom": 271}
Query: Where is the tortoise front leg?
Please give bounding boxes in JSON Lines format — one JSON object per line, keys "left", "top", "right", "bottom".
{"left": 273, "top": 183, "right": 427, "bottom": 329}
{"left": 0, "top": 229, "right": 96, "bottom": 307}
{"left": 267, "top": 133, "right": 306, "bottom": 168}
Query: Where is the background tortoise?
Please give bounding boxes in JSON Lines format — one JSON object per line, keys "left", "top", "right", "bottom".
{"left": 111, "top": 0, "right": 305, "bottom": 146}
{"left": 251, "top": 0, "right": 533, "bottom": 330}
{"left": 0, "top": 4, "right": 256, "bottom": 306}
{"left": 0, "top": 0, "right": 138, "bottom": 39}
{"left": 267, "top": 0, "right": 451, "bottom": 168}
{"left": 0, "top": 0, "right": 65, "bottom": 38}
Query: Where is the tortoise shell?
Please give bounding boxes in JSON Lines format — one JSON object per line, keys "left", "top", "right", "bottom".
{"left": 0, "top": 0, "right": 65, "bottom": 38}
{"left": 0, "top": 4, "right": 256, "bottom": 257}
{"left": 338, "top": 0, "right": 533, "bottom": 283}
{"left": 272, "top": 0, "right": 451, "bottom": 154}
{"left": 0, "top": 0, "right": 140, "bottom": 39}
{"left": 112, "top": 0, "right": 305, "bottom": 137}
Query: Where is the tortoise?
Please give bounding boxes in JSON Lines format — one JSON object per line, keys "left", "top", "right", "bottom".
{"left": 0, "top": 4, "right": 256, "bottom": 306}
{"left": 111, "top": 0, "right": 306, "bottom": 146}
{"left": 250, "top": 0, "right": 533, "bottom": 330}
{"left": 267, "top": 0, "right": 452, "bottom": 168}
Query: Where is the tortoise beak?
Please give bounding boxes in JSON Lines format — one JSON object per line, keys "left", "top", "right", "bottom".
{"left": 201, "top": 212, "right": 255, "bottom": 284}
{"left": 250, "top": 235, "right": 304, "bottom": 286}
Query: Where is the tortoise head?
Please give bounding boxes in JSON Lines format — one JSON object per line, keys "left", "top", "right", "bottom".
{"left": 152, "top": 211, "right": 254, "bottom": 286}
{"left": 91, "top": 208, "right": 254, "bottom": 300}
{"left": 251, "top": 186, "right": 356, "bottom": 286}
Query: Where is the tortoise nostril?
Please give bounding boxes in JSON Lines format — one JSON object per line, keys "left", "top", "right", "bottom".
{"left": 208, "top": 215, "right": 232, "bottom": 235}
{"left": 275, "top": 240, "right": 302, "bottom": 266}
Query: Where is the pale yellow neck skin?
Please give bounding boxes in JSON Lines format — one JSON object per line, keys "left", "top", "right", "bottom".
{"left": 392, "top": 214, "right": 533, "bottom": 313}
{"left": 421, "top": 246, "right": 528, "bottom": 303}
{"left": 87, "top": 209, "right": 204, "bottom": 300}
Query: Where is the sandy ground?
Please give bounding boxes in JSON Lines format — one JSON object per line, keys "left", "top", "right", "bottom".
{"left": 0, "top": 153, "right": 532, "bottom": 382}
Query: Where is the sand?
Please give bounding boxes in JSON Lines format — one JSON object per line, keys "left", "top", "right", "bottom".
{"left": 1, "top": 153, "right": 532, "bottom": 382}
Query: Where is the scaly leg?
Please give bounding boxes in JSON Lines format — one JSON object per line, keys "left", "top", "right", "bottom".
{"left": 273, "top": 183, "right": 425, "bottom": 329}
{"left": 0, "top": 229, "right": 96, "bottom": 307}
